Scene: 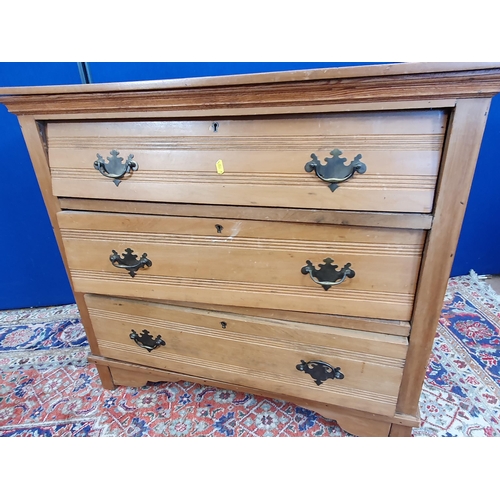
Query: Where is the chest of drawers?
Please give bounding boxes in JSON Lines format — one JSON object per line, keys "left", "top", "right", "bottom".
{"left": 2, "top": 62, "right": 500, "bottom": 436}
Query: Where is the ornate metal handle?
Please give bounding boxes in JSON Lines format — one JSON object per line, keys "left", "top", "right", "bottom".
{"left": 301, "top": 258, "right": 355, "bottom": 291}
{"left": 305, "top": 148, "right": 366, "bottom": 192}
{"left": 130, "top": 329, "right": 165, "bottom": 352}
{"left": 94, "top": 149, "right": 138, "bottom": 186}
{"left": 110, "top": 248, "right": 152, "bottom": 277}
{"left": 296, "top": 360, "right": 344, "bottom": 386}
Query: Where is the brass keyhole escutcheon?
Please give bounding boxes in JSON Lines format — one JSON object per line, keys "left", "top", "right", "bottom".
{"left": 215, "top": 224, "right": 223, "bottom": 233}
{"left": 211, "top": 122, "right": 219, "bottom": 132}
{"left": 220, "top": 322, "right": 227, "bottom": 329}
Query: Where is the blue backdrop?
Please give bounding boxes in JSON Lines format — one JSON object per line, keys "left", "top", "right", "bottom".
{"left": 0, "top": 63, "right": 81, "bottom": 310}
{"left": 0, "top": 62, "right": 498, "bottom": 310}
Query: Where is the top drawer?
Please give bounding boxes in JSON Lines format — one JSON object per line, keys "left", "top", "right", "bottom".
{"left": 47, "top": 110, "right": 447, "bottom": 213}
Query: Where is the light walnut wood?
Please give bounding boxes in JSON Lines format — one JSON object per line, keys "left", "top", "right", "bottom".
{"left": 111, "top": 367, "right": 181, "bottom": 387}
{"left": 59, "top": 198, "right": 434, "bottom": 230}
{"left": 94, "top": 363, "right": 116, "bottom": 390}
{"left": 16, "top": 116, "right": 102, "bottom": 357}
{"left": 47, "top": 111, "right": 445, "bottom": 213}
{"left": 57, "top": 211, "right": 426, "bottom": 321}
{"left": 90, "top": 354, "right": 420, "bottom": 425}
{"left": 88, "top": 354, "right": 418, "bottom": 436}
{"left": 3, "top": 63, "right": 500, "bottom": 95}
{"left": 85, "top": 294, "right": 407, "bottom": 417}
{"left": 4, "top": 63, "right": 499, "bottom": 437}
{"left": 134, "top": 297, "right": 411, "bottom": 336}
{"left": 335, "top": 415, "right": 391, "bottom": 437}
{"left": 28, "top": 100, "right": 459, "bottom": 122}
{"left": 396, "top": 99, "right": 491, "bottom": 416}
{"left": 389, "top": 424, "right": 414, "bottom": 437}
{"left": 2, "top": 65, "right": 500, "bottom": 117}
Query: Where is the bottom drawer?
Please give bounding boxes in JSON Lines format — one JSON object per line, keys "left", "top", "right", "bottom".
{"left": 85, "top": 294, "right": 408, "bottom": 417}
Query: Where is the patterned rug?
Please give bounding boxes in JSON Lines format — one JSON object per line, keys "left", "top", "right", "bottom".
{"left": 1, "top": 272, "right": 499, "bottom": 437}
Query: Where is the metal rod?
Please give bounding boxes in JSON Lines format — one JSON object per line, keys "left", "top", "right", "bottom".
{"left": 77, "top": 62, "right": 92, "bottom": 84}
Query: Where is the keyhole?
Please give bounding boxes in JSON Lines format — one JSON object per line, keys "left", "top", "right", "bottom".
{"left": 215, "top": 224, "right": 223, "bottom": 233}
{"left": 220, "top": 322, "right": 227, "bottom": 329}
{"left": 211, "top": 122, "right": 219, "bottom": 132}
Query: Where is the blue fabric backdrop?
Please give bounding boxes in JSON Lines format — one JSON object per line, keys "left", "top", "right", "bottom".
{"left": 0, "top": 62, "right": 498, "bottom": 309}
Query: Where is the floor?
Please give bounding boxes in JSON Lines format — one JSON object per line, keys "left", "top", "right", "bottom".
{"left": 1, "top": 272, "right": 499, "bottom": 436}
{"left": 481, "top": 274, "right": 500, "bottom": 295}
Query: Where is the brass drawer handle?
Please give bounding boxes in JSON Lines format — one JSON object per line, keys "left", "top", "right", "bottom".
{"left": 110, "top": 248, "right": 152, "bottom": 277}
{"left": 301, "top": 258, "right": 355, "bottom": 291}
{"left": 304, "top": 148, "right": 366, "bottom": 192}
{"left": 94, "top": 149, "right": 139, "bottom": 186}
{"left": 296, "top": 360, "right": 344, "bottom": 386}
{"left": 130, "top": 329, "right": 165, "bottom": 352}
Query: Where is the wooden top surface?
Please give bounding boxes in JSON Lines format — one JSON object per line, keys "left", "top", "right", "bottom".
{"left": 1, "top": 62, "right": 500, "bottom": 96}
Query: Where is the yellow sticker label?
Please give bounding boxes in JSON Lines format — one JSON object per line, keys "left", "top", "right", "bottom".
{"left": 216, "top": 159, "right": 224, "bottom": 175}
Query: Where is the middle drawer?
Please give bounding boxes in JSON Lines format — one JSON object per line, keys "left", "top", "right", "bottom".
{"left": 57, "top": 211, "right": 426, "bottom": 321}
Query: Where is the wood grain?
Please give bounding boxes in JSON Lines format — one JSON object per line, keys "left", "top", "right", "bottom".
{"left": 2, "top": 63, "right": 499, "bottom": 95}
{"left": 85, "top": 294, "right": 407, "bottom": 417}
{"left": 133, "top": 297, "right": 411, "bottom": 336}
{"left": 2, "top": 66, "right": 500, "bottom": 115}
{"left": 47, "top": 111, "right": 445, "bottom": 213}
{"left": 6, "top": 63, "right": 497, "bottom": 438}
{"left": 24, "top": 100, "right": 459, "bottom": 121}
{"left": 57, "top": 211, "right": 426, "bottom": 321}
{"left": 94, "top": 364, "right": 116, "bottom": 390}
{"left": 89, "top": 354, "right": 420, "bottom": 426}
{"left": 58, "top": 198, "right": 434, "bottom": 230}
{"left": 15, "top": 117, "right": 102, "bottom": 357}
{"left": 389, "top": 424, "right": 414, "bottom": 437}
{"left": 336, "top": 415, "right": 391, "bottom": 437}
{"left": 396, "top": 99, "right": 492, "bottom": 415}
{"left": 110, "top": 366, "right": 181, "bottom": 387}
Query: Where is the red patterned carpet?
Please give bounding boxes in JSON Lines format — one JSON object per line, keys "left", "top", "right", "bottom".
{"left": 1, "top": 272, "right": 499, "bottom": 437}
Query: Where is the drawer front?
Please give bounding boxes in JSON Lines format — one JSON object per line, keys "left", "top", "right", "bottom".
{"left": 58, "top": 211, "right": 426, "bottom": 321}
{"left": 47, "top": 110, "right": 447, "bottom": 213}
{"left": 86, "top": 294, "right": 408, "bottom": 417}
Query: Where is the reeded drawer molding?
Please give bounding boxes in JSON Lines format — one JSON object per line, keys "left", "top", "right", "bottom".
{"left": 60, "top": 228, "right": 424, "bottom": 256}
{"left": 73, "top": 269, "right": 415, "bottom": 318}
{"left": 91, "top": 307, "right": 405, "bottom": 368}
{"left": 47, "top": 110, "right": 446, "bottom": 213}
{"left": 101, "top": 338, "right": 400, "bottom": 408}
{"left": 89, "top": 354, "right": 421, "bottom": 427}
{"left": 58, "top": 211, "right": 426, "bottom": 321}
{"left": 2, "top": 63, "right": 498, "bottom": 435}
{"left": 85, "top": 294, "right": 408, "bottom": 417}
{"left": 115, "top": 297, "right": 412, "bottom": 337}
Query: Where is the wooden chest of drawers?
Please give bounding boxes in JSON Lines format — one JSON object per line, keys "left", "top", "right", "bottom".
{"left": 2, "top": 62, "right": 500, "bottom": 436}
